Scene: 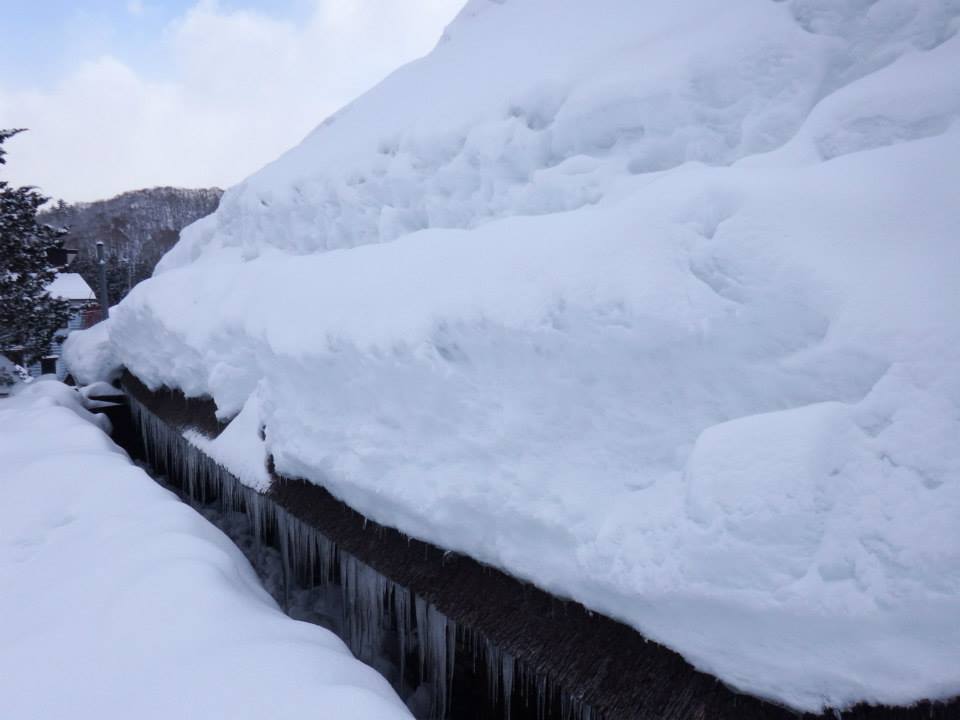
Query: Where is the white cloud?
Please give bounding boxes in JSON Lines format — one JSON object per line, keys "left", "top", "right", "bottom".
{"left": 0, "top": 0, "right": 464, "bottom": 201}
{"left": 127, "top": 0, "right": 146, "bottom": 16}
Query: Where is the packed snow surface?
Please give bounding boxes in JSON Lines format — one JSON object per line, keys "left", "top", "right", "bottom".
{"left": 67, "top": 0, "right": 960, "bottom": 711}
{"left": 0, "top": 380, "right": 411, "bottom": 720}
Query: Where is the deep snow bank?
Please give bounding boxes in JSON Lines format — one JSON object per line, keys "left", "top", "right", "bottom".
{"left": 66, "top": 0, "right": 960, "bottom": 711}
{"left": 0, "top": 380, "right": 410, "bottom": 720}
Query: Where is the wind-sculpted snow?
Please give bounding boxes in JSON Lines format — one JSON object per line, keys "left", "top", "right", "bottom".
{"left": 68, "top": 0, "right": 960, "bottom": 712}
{"left": 158, "top": 0, "right": 959, "bottom": 266}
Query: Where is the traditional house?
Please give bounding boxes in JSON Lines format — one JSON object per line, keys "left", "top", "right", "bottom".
{"left": 28, "top": 272, "right": 99, "bottom": 378}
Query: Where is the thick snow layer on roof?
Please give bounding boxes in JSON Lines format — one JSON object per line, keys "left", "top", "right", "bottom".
{"left": 46, "top": 272, "right": 95, "bottom": 301}
{"left": 0, "top": 380, "right": 410, "bottom": 720}
{"left": 66, "top": 0, "right": 960, "bottom": 711}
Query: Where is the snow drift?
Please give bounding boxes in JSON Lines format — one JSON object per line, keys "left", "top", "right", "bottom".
{"left": 0, "top": 380, "right": 411, "bottom": 719}
{"left": 65, "top": 0, "right": 960, "bottom": 711}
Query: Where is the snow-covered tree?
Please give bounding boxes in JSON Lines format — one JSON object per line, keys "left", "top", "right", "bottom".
{"left": 0, "top": 129, "right": 70, "bottom": 366}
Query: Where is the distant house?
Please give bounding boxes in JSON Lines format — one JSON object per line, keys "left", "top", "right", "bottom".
{"left": 27, "top": 272, "right": 99, "bottom": 378}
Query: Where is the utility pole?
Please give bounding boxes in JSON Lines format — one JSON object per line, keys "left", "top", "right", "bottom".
{"left": 96, "top": 241, "right": 109, "bottom": 320}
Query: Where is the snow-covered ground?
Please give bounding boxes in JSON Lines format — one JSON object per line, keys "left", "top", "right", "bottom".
{"left": 65, "top": 0, "right": 960, "bottom": 712}
{"left": 0, "top": 380, "right": 411, "bottom": 720}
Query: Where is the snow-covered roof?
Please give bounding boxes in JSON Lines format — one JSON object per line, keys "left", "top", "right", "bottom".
{"left": 47, "top": 273, "right": 95, "bottom": 302}
{"left": 64, "top": 0, "right": 960, "bottom": 712}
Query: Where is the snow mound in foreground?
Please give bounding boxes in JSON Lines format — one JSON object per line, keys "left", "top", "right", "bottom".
{"left": 68, "top": 0, "right": 960, "bottom": 711}
{"left": 0, "top": 380, "right": 410, "bottom": 720}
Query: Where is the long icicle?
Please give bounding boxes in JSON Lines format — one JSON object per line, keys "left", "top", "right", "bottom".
{"left": 128, "top": 391, "right": 602, "bottom": 720}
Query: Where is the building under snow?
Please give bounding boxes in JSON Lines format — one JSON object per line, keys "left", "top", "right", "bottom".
{"left": 28, "top": 272, "right": 99, "bottom": 378}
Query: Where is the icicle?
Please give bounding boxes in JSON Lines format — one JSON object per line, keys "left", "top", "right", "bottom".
{"left": 502, "top": 651, "right": 515, "bottom": 720}
{"left": 393, "top": 584, "right": 411, "bottom": 690}
{"left": 276, "top": 508, "right": 291, "bottom": 611}
{"left": 415, "top": 595, "right": 429, "bottom": 682}
{"left": 536, "top": 673, "right": 548, "bottom": 720}
{"left": 446, "top": 612, "right": 456, "bottom": 715}
{"left": 339, "top": 553, "right": 390, "bottom": 665}
{"left": 486, "top": 639, "right": 501, "bottom": 707}
{"left": 130, "top": 393, "right": 615, "bottom": 720}
{"left": 412, "top": 597, "right": 455, "bottom": 719}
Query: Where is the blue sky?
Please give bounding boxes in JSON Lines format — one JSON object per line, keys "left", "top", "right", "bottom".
{"left": 0, "top": 0, "right": 463, "bottom": 201}
{"left": 4, "top": 1, "right": 194, "bottom": 89}
{"left": 2, "top": 1, "right": 309, "bottom": 89}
